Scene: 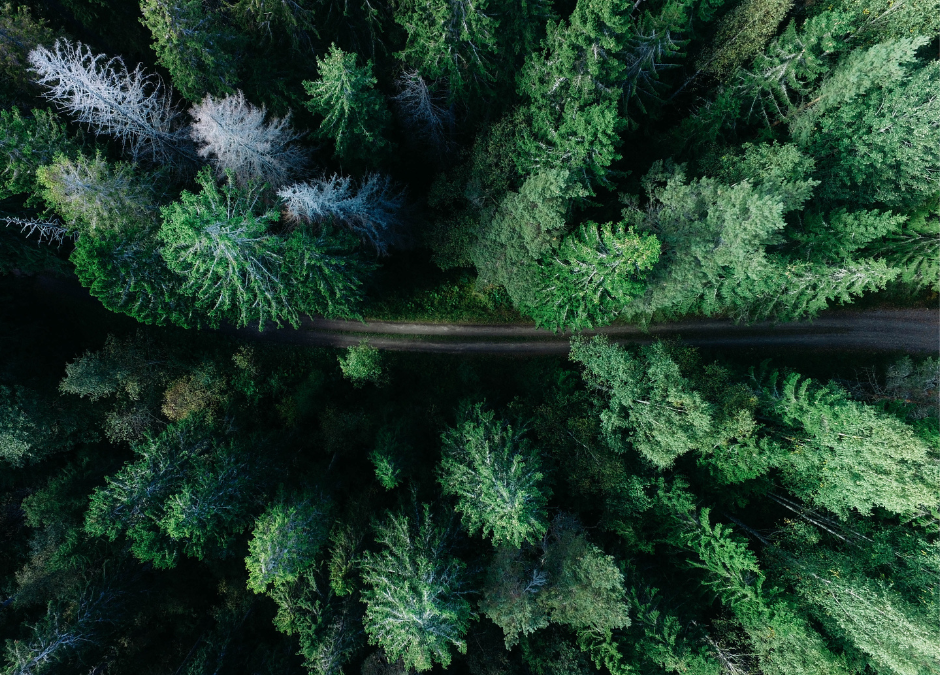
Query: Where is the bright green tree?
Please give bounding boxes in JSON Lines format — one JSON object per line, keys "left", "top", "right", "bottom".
{"left": 337, "top": 341, "right": 386, "bottom": 387}
{"left": 246, "top": 496, "right": 331, "bottom": 594}
{"left": 524, "top": 221, "right": 660, "bottom": 331}
{"left": 304, "top": 45, "right": 391, "bottom": 164}
{"left": 0, "top": 108, "right": 79, "bottom": 203}
{"left": 439, "top": 403, "right": 549, "bottom": 547}
{"left": 359, "top": 504, "right": 471, "bottom": 671}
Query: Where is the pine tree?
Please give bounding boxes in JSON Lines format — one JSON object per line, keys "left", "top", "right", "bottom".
{"left": 0, "top": 108, "right": 79, "bottom": 202}
{"left": 570, "top": 337, "right": 716, "bottom": 468}
{"left": 359, "top": 504, "right": 471, "bottom": 671}
{"left": 439, "top": 403, "right": 549, "bottom": 547}
{"left": 0, "top": 4, "right": 55, "bottom": 104}
{"left": 304, "top": 45, "right": 391, "bottom": 164}
{"left": 190, "top": 90, "right": 309, "bottom": 188}
{"left": 279, "top": 174, "right": 405, "bottom": 254}
{"left": 37, "top": 153, "right": 158, "bottom": 234}
{"left": 140, "top": 0, "right": 240, "bottom": 101}
{"left": 756, "top": 371, "right": 940, "bottom": 518}
{"left": 28, "top": 39, "right": 196, "bottom": 166}
{"left": 524, "top": 221, "right": 660, "bottom": 331}
{"left": 393, "top": 0, "right": 497, "bottom": 100}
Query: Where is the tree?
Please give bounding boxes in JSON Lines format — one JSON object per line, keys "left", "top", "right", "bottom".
{"left": 338, "top": 341, "right": 386, "bottom": 388}
{"left": 279, "top": 174, "right": 405, "bottom": 254}
{"left": 190, "top": 90, "right": 309, "bottom": 187}
{"left": 393, "top": 0, "right": 497, "bottom": 99}
{"left": 0, "top": 108, "right": 79, "bottom": 202}
{"left": 246, "top": 496, "right": 331, "bottom": 594}
{"left": 359, "top": 504, "right": 471, "bottom": 671}
{"left": 698, "top": 0, "right": 794, "bottom": 79}
{"left": 523, "top": 221, "right": 660, "bottom": 331}
{"left": 37, "top": 153, "right": 158, "bottom": 234}
{"left": 304, "top": 45, "right": 391, "bottom": 164}
{"left": 0, "top": 385, "right": 79, "bottom": 466}
{"left": 28, "top": 39, "right": 196, "bottom": 166}
{"left": 140, "top": 0, "right": 240, "bottom": 101}
{"left": 392, "top": 71, "right": 452, "bottom": 152}
{"left": 439, "top": 403, "right": 549, "bottom": 547}
{"left": 0, "top": 4, "right": 55, "bottom": 104}
{"left": 480, "top": 514, "right": 630, "bottom": 646}
{"left": 795, "top": 38, "right": 940, "bottom": 210}
{"left": 570, "top": 337, "right": 716, "bottom": 468}
{"left": 755, "top": 370, "right": 940, "bottom": 518}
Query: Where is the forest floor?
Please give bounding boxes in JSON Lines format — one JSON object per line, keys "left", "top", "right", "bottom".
{"left": 33, "top": 273, "right": 939, "bottom": 354}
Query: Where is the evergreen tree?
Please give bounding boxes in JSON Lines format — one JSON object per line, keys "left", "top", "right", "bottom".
{"left": 0, "top": 108, "right": 79, "bottom": 202}
{"left": 37, "top": 153, "right": 158, "bottom": 234}
{"left": 393, "top": 0, "right": 497, "bottom": 100}
{"left": 190, "top": 91, "right": 309, "bottom": 188}
{"left": 304, "top": 45, "right": 391, "bottom": 164}
{"left": 246, "top": 496, "right": 331, "bottom": 594}
{"left": 755, "top": 370, "right": 940, "bottom": 518}
{"left": 140, "top": 0, "right": 240, "bottom": 101}
{"left": 439, "top": 403, "right": 549, "bottom": 547}
{"left": 279, "top": 173, "right": 405, "bottom": 254}
{"left": 524, "top": 221, "right": 660, "bottom": 331}
{"left": 28, "top": 39, "right": 196, "bottom": 166}
{"left": 359, "top": 504, "right": 471, "bottom": 671}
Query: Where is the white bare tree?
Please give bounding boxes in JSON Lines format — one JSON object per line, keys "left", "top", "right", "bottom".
{"left": 3, "top": 216, "right": 75, "bottom": 245}
{"left": 278, "top": 173, "right": 405, "bottom": 254}
{"left": 393, "top": 70, "right": 452, "bottom": 153}
{"left": 27, "top": 39, "right": 196, "bottom": 167}
{"left": 190, "top": 91, "right": 309, "bottom": 188}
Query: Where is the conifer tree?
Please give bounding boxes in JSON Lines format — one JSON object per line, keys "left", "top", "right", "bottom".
{"left": 190, "top": 91, "right": 309, "bottom": 188}
{"left": 0, "top": 108, "right": 79, "bottom": 202}
{"left": 524, "top": 221, "right": 660, "bottom": 331}
{"left": 393, "top": 0, "right": 497, "bottom": 100}
{"left": 304, "top": 45, "right": 391, "bottom": 164}
{"left": 140, "top": 0, "right": 240, "bottom": 101}
{"left": 439, "top": 403, "right": 548, "bottom": 547}
{"left": 28, "top": 39, "right": 196, "bottom": 166}
{"left": 279, "top": 174, "right": 405, "bottom": 254}
{"left": 359, "top": 504, "right": 471, "bottom": 671}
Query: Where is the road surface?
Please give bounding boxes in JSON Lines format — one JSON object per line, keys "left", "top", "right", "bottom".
{"left": 32, "top": 274, "right": 939, "bottom": 354}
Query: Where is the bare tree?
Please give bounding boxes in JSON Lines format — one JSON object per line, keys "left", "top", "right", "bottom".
{"left": 28, "top": 39, "right": 196, "bottom": 167}
{"left": 278, "top": 174, "right": 406, "bottom": 255}
{"left": 190, "top": 91, "right": 309, "bottom": 188}
{"left": 392, "top": 71, "right": 453, "bottom": 154}
{"left": 3, "top": 216, "right": 75, "bottom": 245}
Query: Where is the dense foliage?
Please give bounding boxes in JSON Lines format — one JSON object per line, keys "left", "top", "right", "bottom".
{"left": 0, "top": 1, "right": 937, "bottom": 674}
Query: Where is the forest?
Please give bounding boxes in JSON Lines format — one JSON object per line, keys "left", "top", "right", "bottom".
{"left": 0, "top": 0, "right": 938, "bottom": 673}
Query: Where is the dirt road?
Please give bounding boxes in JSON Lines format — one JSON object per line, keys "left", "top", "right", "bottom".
{"left": 32, "top": 274, "right": 938, "bottom": 354}
{"left": 225, "top": 309, "right": 939, "bottom": 354}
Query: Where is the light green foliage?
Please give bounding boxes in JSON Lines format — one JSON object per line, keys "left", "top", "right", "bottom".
{"left": 140, "top": 0, "right": 239, "bottom": 101}
{"left": 37, "top": 153, "right": 157, "bottom": 233}
{"left": 757, "top": 371, "right": 940, "bottom": 518}
{"left": 246, "top": 496, "right": 331, "bottom": 594}
{"left": 60, "top": 333, "right": 166, "bottom": 402}
{"left": 0, "top": 108, "right": 79, "bottom": 202}
{"left": 481, "top": 515, "right": 629, "bottom": 647}
{"left": 360, "top": 504, "right": 470, "bottom": 671}
{"left": 338, "top": 341, "right": 386, "bottom": 388}
{"left": 304, "top": 45, "right": 391, "bottom": 163}
{"left": 792, "top": 549, "right": 940, "bottom": 675}
{"left": 795, "top": 38, "right": 940, "bottom": 210}
{"left": 524, "top": 221, "right": 660, "bottom": 331}
{"left": 570, "top": 338, "right": 716, "bottom": 468}
{"left": 394, "top": 0, "right": 497, "bottom": 99}
{"left": 439, "top": 403, "right": 548, "bottom": 547}
{"left": 700, "top": 0, "right": 794, "bottom": 78}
